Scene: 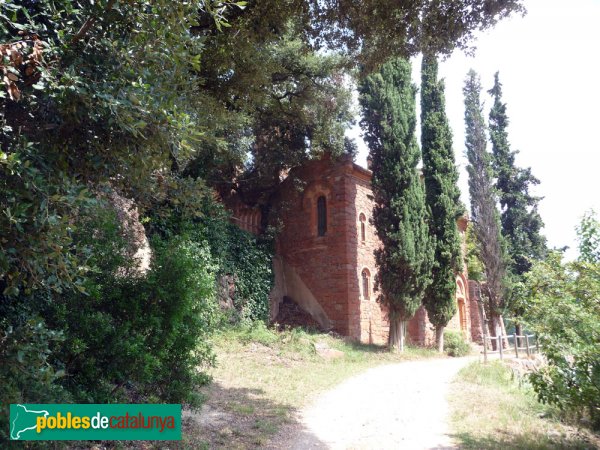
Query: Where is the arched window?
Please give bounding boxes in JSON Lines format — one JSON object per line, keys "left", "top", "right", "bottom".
{"left": 317, "top": 195, "right": 327, "bottom": 236}
{"left": 361, "top": 269, "right": 370, "bottom": 300}
{"left": 359, "top": 213, "right": 367, "bottom": 242}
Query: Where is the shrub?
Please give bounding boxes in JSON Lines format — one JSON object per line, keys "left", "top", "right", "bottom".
{"left": 0, "top": 198, "right": 114, "bottom": 445}
{"left": 0, "top": 317, "right": 70, "bottom": 444}
{"left": 220, "top": 224, "right": 273, "bottom": 323}
{"left": 145, "top": 179, "right": 274, "bottom": 325}
{"left": 1, "top": 179, "right": 272, "bottom": 447}
{"left": 444, "top": 330, "right": 470, "bottom": 357}
{"left": 1, "top": 200, "right": 221, "bottom": 425}
{"left": 524, "top": 252, "right": 600, "bottom": 429}
{"left": 50, "top": 234, "right": 219, "bottom": 406}
{"left": 142, "top": 237, "right": 220, "bottom": 404}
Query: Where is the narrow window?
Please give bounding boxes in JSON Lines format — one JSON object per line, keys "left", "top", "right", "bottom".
{"left": 317, "top": 196, "right": 327, "bottom": 236}
{"left": 359, "top": 213, "right": 366, "bottom": 242}
{"left": 362, "top": 269, "right": 370, "bottom": 300}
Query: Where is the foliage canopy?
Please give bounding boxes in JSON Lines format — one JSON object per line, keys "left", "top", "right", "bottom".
{"left": 359, "top": 58, "right": 433, "bottom": 350}
{"left": 420, "top": 54, "right": 463, "bottom": 341}
{"left": 488, "top": 71, "right": 546, "bottom": 278}
{"left": 525, "top": 250, "right": 600, "bottom": 429}
{"left": 463, "top": 69, "right": 507, "bottom": 317}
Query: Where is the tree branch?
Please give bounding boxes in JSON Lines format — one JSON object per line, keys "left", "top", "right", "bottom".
{"left": 71, "top": 0, "right": 117, "bottom": 45}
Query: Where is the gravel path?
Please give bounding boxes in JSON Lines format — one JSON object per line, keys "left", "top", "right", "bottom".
{"left": 285, "top": 357, "right": 475, "bottom": 450}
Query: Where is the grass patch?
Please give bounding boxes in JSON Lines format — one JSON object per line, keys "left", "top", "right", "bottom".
{"left": 230, "top": 403, "right": 255, "bottom": 415}
{"left": 191, "top": 323, "right": 440, "bottom": 448}
{"left": 449, "top": 361, "right": 600, "bottom": 449}
{"left": 253, "top": 419, "right": 278, "bottom": 434}
{"left": 210, "top": 323, "right": 439, "bottom": 408}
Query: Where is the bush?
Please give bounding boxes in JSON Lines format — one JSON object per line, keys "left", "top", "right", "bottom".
{"left": 145, "top": 178, "right": 274, "bottom": 324}
{"left": 444, "top": 330, "right": 470, "bottom": 357}
{"left": 142, "top": 237, "right": 220, "bottom": 404}
{"left": 1, "top": 198, "right": 221, "bottom": 440}
{"left": 0, "top": 317, "right": 71, "bottom": 445}
{"left": 220, "top": 224, "right": 273, "bottom": 323}
{"left": 50, "top": 233, "right": 220, "bottom": 406}
{"left": 1, "top": 178, "right": 273, "bottom": 445}
{"left": 524, "top": 253, "right": 600, "bottom": 429}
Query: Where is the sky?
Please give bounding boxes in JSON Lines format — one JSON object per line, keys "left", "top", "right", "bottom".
{"left": 347, "top": 0, "right": 600, "bottom": 260}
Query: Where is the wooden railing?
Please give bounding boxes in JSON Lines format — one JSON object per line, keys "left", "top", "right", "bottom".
{"left": 481, "top": 334, "right": 540, "bottom": 362}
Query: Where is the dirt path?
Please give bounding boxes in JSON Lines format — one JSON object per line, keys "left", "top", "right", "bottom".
{"left": 279, "top": 357, "right": 475, "bottom": 450}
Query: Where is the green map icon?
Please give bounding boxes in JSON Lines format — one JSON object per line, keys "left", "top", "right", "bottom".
{"left": 10, "top": 404, "right": 49, "bottom": 440}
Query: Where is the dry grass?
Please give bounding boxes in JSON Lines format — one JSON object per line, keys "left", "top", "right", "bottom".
{"left": 449, "top": 361, "right": 600, "bottom": 449}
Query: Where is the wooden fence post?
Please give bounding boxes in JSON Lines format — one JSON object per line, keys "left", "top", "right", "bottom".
{"left": 514, "top": 333, "right": 519, "bottom": 358}
{"left": 525, "top": 335, "right": 531, "bottom": 357}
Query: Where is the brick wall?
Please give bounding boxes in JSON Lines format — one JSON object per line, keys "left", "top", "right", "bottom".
{"left": 265, "top": 155, "right": 473, "bottom": 347}
{"left": 468, "top": 280, "right": 485, "bottom": 343}
{"left": 407, "top": 306, "right": 435, "bottom": 346}
{"left": 353, "top": 170, "right": 389, "bottom": 345}
{"left": 273, "top": 156, "right": 354, "bottom": 335}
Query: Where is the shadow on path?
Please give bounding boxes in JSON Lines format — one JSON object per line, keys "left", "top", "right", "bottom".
{"left": 184, "top": 382, "right": 327, "bottom": 449}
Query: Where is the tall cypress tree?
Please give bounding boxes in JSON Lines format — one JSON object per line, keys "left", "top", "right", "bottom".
{"left": 420, "top": 54, "right": 463, "bottom": 352}
{"left": 463, "top": 69, "right": 507, "bottom": 337}
{"left": 488, "top": 71, "right": 546, "bottom": 277}
{"left": 359, "top": 58, "right": 433, "bottom": 352}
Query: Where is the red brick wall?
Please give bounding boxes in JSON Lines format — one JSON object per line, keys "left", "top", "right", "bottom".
{"left": 468, "top": 280, "right": 484, "bottom": 343}
{"left": 271, "top": 156, "right": 390, "bottom": 343}
{"left": 230, "top": 198, "right": 262, "bottom": 235}
{"left": 408, "top": 306, "right": 435, "bottom": 346}
{"left": 266, "top": 156, "right": 472, "bottom": 347}
{"left": 353, "top": 173, "right": 389, "bottom": 345}
{"left": 273, "top": 157, "right": 355, "bottom": 335}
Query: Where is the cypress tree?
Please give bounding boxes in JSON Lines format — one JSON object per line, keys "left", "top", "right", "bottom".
{"left": 359, "top": 58, "right": 433, "bottom": 352}
{"left": 420, "top": 54, "right": 463, "bottom": 353}
{"left": 488, "top": 71, "right": 546, "bottom": 277}
{"left": 463, "top": 69, "right": 507, "bottom": 338}
{"left": 488, "top": 72, "right": 546, "bottom": 339}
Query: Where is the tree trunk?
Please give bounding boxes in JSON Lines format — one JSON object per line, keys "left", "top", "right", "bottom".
{"left": 499, "top": 315, "right": 509, "bottom": 349}
{"left": 477, "top": 290, "right": 489, "bottom": 350}
{"left": 491, "top": 314, "right": 500, "bottom": 351}
{"left": 436, "top": 325, "right": 445, "bottom": 353}
{"left": 389, "top": 318, "right": 405, "bottom": 353}
{"left": 400, "top": 321, "right": 405, "bottom": 352}
{"left": 515, "top": 322, "right": 523, "bottom": 347}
